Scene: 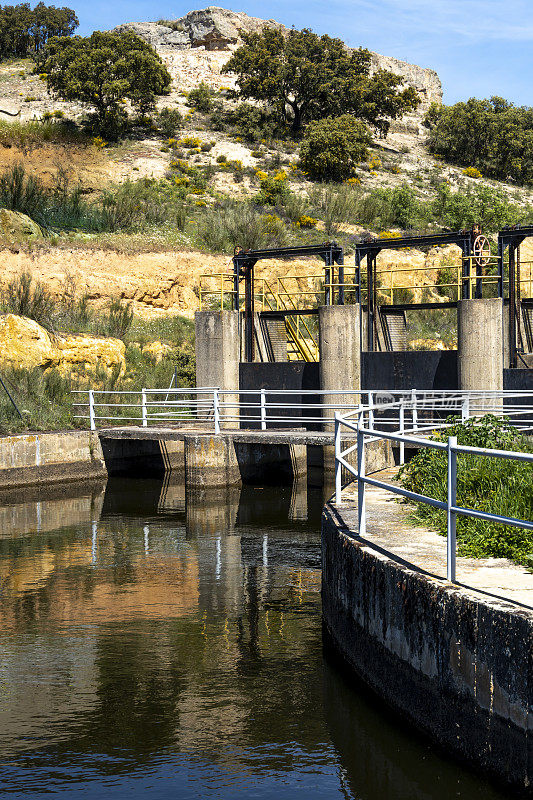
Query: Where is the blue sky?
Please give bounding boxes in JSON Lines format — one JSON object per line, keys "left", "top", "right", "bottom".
{"left": 69, "top": 0, "right": 532, "bottom": 106}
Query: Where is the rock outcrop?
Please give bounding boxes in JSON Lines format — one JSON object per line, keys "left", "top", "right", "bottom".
{"left": 116, "top": 7, "right": 282, "bottom": 51}
{"left": 0, "top": 209, "right": 43, "bottom": 239}
{"left": 0, "top": 314, "right": 126, "bottom": 374}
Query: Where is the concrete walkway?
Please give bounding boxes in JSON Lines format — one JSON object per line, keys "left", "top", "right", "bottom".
{"left": 337, "top": 468, "right": 533, "bottom": 609}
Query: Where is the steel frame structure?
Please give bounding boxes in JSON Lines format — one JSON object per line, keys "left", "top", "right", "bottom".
{"left": 232, "top": 242, "right": 344, "bottom": 362}
{"left": 497, "top": 225, "right": 533, "bottom": 368}
{"left": 354, "top": 229, "right": 482, "bottom": 352}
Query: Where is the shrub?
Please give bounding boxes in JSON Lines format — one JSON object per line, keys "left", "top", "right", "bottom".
{"left": 425, "top": 97, "right": 533, "bottom": 185}
{"left": 187, "top": 81, "right": 212, "bottom": 113}
{"left": 100, "top": 178, "right": 189, "bottom": 231}
{"left": 0, "top": 270, "right": 55, "bottom": 329}
{"left": 299, "top": 115, "right": 371, "bottom": 181}
{"left": 399, "top": 416, "right": 533, "bottom": 566}
{"left": 179, "top": 136, "right": 201, "bottom": 149}
{"left": 462, "top": 166, "right": 482, "bottom": 179}
{"left": 254, "top": 170, "right": 291, "bottom": 206}
{"left": 431, "top": 182, "right": 527, "bottom": 233}
{"left": 196, "top": 200, "right": 291, "bottom": 252}
{"left": 355, "top": 183, "right": 424, "bottom": 230}
{"left": 307, "top": 184, "right": 360, "bottom": 236}
{"left": 157, "top": 107, "right": 182, "bottom": 138}
{"left": 102, "top": 299, "right": 134, "bottom": 338}
{"left": 296, "top": 215, "right": 317, "bottom": 229}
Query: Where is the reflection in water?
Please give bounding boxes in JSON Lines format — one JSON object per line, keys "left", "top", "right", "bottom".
{"left": 0, "top": 476, "right": 507, "bottom": 799}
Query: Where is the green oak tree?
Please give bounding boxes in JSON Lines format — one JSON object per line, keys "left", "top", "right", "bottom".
{"left": 37, "top": 30, "right": 171, "bottom": 134}
{"left": 0, "top": 2, "right": 78, "bottom": 60}
{"left": 299, "top": 115, "right": 371, "bottom": 181}
{"left": 425, "top": 97, "right": 533, "bottom": 185}
{"left": 223, "top": 27, "right": 419, "bottom": 135}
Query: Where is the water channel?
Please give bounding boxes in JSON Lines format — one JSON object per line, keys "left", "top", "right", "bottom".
{"left": 0, "top": 475, "right": 509, "bottom": 799}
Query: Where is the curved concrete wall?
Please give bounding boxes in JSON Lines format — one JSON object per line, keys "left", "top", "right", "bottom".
{"left": 321, "top": 505, "right": 533, "bottom": 791}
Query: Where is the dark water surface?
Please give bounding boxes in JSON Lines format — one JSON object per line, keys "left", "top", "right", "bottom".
{"left": 0, "top": 476, "right": 508, "bottom": 799}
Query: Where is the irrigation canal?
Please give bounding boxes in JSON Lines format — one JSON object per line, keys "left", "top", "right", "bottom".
{"left": 0, "top": 475, "right": 510, "bottom": 799}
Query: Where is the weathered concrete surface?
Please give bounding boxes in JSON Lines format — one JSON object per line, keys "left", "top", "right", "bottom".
{"left": 458, "top": 298, "right": 503, "bottom": 396}
{"left": 0, "top": 430, "right": 106, "bottom": 489}
{"left": 319, "top": 304, "right": 361, "bottom": 431}
{"left": 195, "top": 310, "right": 240, "bottom": 426}
{"left": 322, "top": 473, "right": 533, "bottom": 791}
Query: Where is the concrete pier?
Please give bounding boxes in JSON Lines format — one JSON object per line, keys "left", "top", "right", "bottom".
{"left": 319, "top": 305, "right": 361, "bottom": 429}
{"left": 195, "top": 310, "right": 240, "bottom": 425}
{"left": 458, "top": 298, "right": 503, "bottom": 395}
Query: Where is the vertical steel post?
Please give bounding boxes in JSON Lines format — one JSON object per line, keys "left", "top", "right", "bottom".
{"left": 89, "top": 389, "right": 95, "bottom": 431}
{"left": 213, "top": 389, "right": 220, "bottom": 434}
{"left": 399, "top": 400, "right": 405, "bottom": 465}
{"left": 357, "top": 416, "right": 366, "bottom": 537}
{"left": 447, "top": 435, "right": 457, "bottom": 583}
{"left": 260, "top": 388, "right": 266, "bottom": 431}
{"left": 497, "top": 236, "right": 504, "bottom": 299}
{"left": 244, "top": 262, "right": 255, "bottom": 363}
{"left": 337, "top": 250, "right": 345, "bottom": 305}
{"left": 334, "top": 413, "right": 342, "bottom": 505}
{"left": 411, "top": 389, "right": 418, "bottom": 431}
{"left": 368, "top": 391, "right": 374, "bottom": 429}
{"left": 509, "top": 245, "right": 517, "bottom": 369}
{"left": 233, "top": 256, "right": 240, "bottom": 311}
{"left": 461, "top": 396, "right": 470, "bottom": 421}
{"left": 141, "top": 389, "right": 147, "bottom": 427}
{"left": 462, "top": 244, "right": 470, "bottom": 300}
{"left": 367, "top": 253, "right": 374, "bottom": 352}
{"left": 324, "top": 257, "right": 331, "bottom": 306}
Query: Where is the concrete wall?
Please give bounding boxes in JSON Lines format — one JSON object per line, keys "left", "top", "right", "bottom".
{"left": 458, "top": 299, "right": 503, "bottom": 393}
{"left": 319, "top": 305, "right": 361, "bottom": 429}
{"left": 0, "top": 430, "right": 106, "bottom": 489}
{"left": 322, "top": 506, "right": 533, "bottom": 792}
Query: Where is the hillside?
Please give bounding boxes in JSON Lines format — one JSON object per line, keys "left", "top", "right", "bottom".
{"left": 0, "top": 8, "right": 531, "bottom": 324}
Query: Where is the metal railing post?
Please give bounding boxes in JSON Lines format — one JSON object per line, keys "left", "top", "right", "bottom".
{"left": 334, "top": 413, "right": 342, "bottom": 504}
{"left": 260, "top": 389, "right": 267, "bottom": 431}
{"left": 461, "top": 396, "right": 470, "bottom": 421}
{"left": 357, "top": 415, "right": 366, "bottom": 537}
{"left": 368, "top": 391, "right": 374, "bottom": 429}
{"left": 141, "top": 389, "right": 147, "bottom": 427}
{"left": 399, "top": 400, "right": 405, "bottom": 465}
{"left": 411, "top": 388, "right": 418, "bottom": 431}
{"left": 89, "top": 390, "right": 95, "bottom": 431}
{"left": 447, "top": 435, "right": 457, "bottom": 583}
{"left": 213, "top": 389, "right": 220, "bottom": 434}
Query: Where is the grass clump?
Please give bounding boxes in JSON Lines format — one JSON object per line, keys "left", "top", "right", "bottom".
{"left": 399, "top": 416, "right": 533, "bottom": 566}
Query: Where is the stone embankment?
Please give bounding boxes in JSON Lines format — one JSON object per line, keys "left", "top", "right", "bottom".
{"left": 322, "top": 476, "right": 533, "bottom": 791}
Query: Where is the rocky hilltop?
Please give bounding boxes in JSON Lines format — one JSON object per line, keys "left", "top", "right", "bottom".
{"left": 115, "top": 7, "right": 442, "bottom": 125}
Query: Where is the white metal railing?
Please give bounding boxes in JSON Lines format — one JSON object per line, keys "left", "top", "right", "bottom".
{"left": 334, "top": 399, "right": 533, "bottom": 584}
{"left": 72, "top": 388, "right": 533, "bottom": 435}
